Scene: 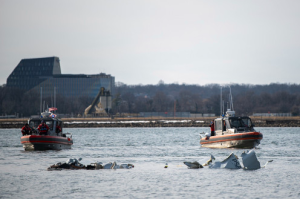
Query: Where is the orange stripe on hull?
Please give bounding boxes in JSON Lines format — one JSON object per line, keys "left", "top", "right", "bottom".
{"left": 200, "top": 132, "right": 263, "bottom": 148}
{"left": 21, "top": 140, "right": 73, "bottom": 145}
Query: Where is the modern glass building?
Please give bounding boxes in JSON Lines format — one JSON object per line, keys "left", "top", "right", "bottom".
{"left": 6, "top": 57, "right": 61, "bottom": 91}
{"left": 6, "top": 56, "right": 115, "bottom": 99}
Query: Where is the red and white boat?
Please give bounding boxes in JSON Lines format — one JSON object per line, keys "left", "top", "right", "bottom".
{"left": 200, "top": 87, "right": 263, "bottom": 149}
{"left": 200, "top": 110, "right": 263, "bottom": 149}
{"left": 21, "top": 108, "right": 73, "bottom": 150}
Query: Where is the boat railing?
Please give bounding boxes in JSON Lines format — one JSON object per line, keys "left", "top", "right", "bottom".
{"left": 199, "top": 132, "right": 207, "bottom": 139}
{"left": 63, "top": 132, "right": 72, "bottom": 138}
{"left": 25, "top": 127, "right": 73, "bottom": 138}
{"left": 228, "top": 128, "right": 237, "bottom": 133}
{"left": 233, "top": 126, "right": 255, "bottom": 133}
{"left": 30, "top": 128, "right": 39, "bottom": 135}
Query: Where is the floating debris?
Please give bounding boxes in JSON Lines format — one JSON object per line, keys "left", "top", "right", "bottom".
{"left": 183, "top": 161, "right": 204, "bottom": 169}
{"left": 209, "top": 153, "right": 242, "bottom": 169}
{"left": 184, "top": 150, "right": 272, "bottom": 170}
{"left": 202, "top": 155, "right": 215, "bottom": 166}
{"left": 47, "top": 158, "right": 134, "bottom": 170}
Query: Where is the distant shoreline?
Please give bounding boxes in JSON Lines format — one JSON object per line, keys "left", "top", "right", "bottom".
{"left": 1, "top": 117, "right": 300, "bottom": 128}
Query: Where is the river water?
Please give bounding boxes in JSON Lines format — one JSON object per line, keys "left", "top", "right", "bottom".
{"left": 0, "top": 127, "right": 299, "bottom": 199}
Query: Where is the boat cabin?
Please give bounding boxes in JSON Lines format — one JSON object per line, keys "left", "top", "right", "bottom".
{"left": 28, "top": 112, "right": 63, "bottom": 136}
{"left": 214, "top": 111, "right": 255, "bottom": 136}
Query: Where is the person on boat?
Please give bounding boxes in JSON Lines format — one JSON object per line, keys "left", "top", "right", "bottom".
{"left": 223, "top": 120, "right": 226, "bottom": 131}
{"left": 209, "top": 120, "right": 215, "bottom": 136}
{"left": 38, "top": 121, "right": 49, "bottom": 135}
{"left": 56, "top": 123, "right": 62, "bottom": 135}
{"left": 21, "top": 123, "right": 31, "bottom": 136}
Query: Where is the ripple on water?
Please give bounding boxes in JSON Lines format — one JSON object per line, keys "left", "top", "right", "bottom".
{"left": 0, "top": 127, "right": 300, "bottom": 198}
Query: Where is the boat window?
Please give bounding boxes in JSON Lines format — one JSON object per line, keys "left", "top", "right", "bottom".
{"left": 215, "top": 120, "right": 222, "bottom": 131}
{"left": 229, "top": 119, "right": 241, "bottom": 128}
{"left": 229, "top": 118, "right": 252, "bottom": 128}
{"left": 224, "top": 120, "right": 230, "bottom": 130}
{"left": 58, "top": 121, "right": 63, "bottom": 129}
{"left": 241, "top": 118, "right": 252, "bottom": 127}
{"left": 29, "top": 120, "right": 41, "bottom": 128}
{"left": 45, "top": 121, "right": 54, "bottom": 130}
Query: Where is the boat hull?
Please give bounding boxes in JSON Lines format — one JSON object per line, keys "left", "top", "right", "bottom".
{"left": 200, "top": 132, "right": 263, "bottom": 149}
{"left": 21, "top": 135, "right": 73, "bottom": 151}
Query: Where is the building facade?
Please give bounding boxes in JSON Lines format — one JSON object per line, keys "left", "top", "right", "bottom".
{"left": 6, "top": 57, "right": 61, "bottom": 91}
{"left": 6, "top": 56, "right": 115, "bottom": 99}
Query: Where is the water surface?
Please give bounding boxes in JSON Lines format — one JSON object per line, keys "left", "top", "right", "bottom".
{"left": 0, "top": 127, "right": 299, "bottom": 198}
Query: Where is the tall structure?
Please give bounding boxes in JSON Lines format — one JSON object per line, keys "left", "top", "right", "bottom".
{"left": 6, "top": 57, "right": 61, "bottom": 91}
{"left": 99, "top": 87, "right": 112, "bottom": 113}
{"left": 84, "top": 87, "right": 112, "bottom": 117}
{"left": 6, "top": 56, "right": 115, "bottom": 99}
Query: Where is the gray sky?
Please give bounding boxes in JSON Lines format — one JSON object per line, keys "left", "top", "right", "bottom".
{"left": 1, "top": 0, "right": 299, "bottom": 86}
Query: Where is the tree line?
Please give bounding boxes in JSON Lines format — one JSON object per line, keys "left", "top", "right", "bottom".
{"left": 1, "top": 82, "right": 300, "bottom": 117}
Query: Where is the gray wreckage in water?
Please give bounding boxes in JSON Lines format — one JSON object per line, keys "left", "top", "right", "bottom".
{"left": 184, "top": 149, "right": 273, "bottom": 170}
{"left": 47, "top": 158, "right": 134, "bottom": 170}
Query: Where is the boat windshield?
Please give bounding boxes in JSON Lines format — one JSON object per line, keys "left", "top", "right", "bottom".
{"left": 45, "top": 121, "right": 54, "bottom": 130}
{"left": 229, "top": 118, "right": 252, "bottom": 128}
{"left": 29, "top": 120, "right": 54, "bottom": 130}
{"left": 29, "top": 120, "right": 41, "bottom": 128}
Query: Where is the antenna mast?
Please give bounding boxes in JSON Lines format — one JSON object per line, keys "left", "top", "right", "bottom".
{"left": 54, "top": 87, "right": 56, "bottom": 113}
{"left": 220, "top": 86, "right": 222, "bottom": 116}
{"left": 40, "top": 87, "right": 42, "bottom": 114}
{"left": 229, "top": 86, "right": 234, "bottom": 111}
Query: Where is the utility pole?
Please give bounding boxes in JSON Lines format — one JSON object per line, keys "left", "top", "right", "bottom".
{"left": 174, "top": 100, "right": 176, "bottom": 118}
{"left": 40, "top": 87, "right": 42, "bottom": 114}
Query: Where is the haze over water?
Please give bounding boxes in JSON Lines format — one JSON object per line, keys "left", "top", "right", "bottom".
{"left": 0, "top": 127, "right": 299, "bottom": 198}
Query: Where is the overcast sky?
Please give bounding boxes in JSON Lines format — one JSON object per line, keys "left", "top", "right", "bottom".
{"left": 0, "top": 0, "right": 299, "bottom": 86}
